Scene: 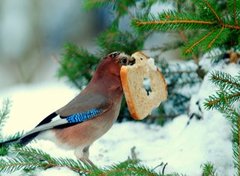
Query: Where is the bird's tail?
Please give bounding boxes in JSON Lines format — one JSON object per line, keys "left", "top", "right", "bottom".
{"left": 0, "top": 133, "right": 39, "bottom": 148}
{"left": 0, "top": 137, "right": 21, "bottom": 148}
{"left": 19, "top": 132, "right": 40, "bottom": 146}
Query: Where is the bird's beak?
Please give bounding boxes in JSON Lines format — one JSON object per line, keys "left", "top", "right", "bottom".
{"left": 128, "top": 56, "right": 136, "bottom": 65}
{"left": 118, "top": 53, "right": 136, "bottom": 66}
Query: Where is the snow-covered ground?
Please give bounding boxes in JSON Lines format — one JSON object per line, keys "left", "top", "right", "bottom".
{"left": 0, "top": 61, "right": 238, "bottom": 176}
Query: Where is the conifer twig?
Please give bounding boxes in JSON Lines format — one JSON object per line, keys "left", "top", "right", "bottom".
{"left": 205, "top": 72, "right": 240, "bottom": 175}
{"left": 238, "top": 114, "right": 240, "bottom": 174}
{"left": 222, "top": 24, "right": 240, "bottom": 30}
{"left": 118, "top": 3, "right": 134, "bottom": 19}
{"left": 185, "top": 30, "right": 215, "bottom": 54}
{"left": 208, "top": 27, "right": 224, "bottom": 48}
{"left": 233, "top": 0, "right": 238, "bottom": 25}
{"left": 178, "top": 31, "right": 199, "bottom": 63}
{"left": 135, "top": 19, "right": 215, "bottom": 26}
{"left": 133, "top": 0, "right": 240, "bottom": 56}
{"left": 0, "top": 99, "right": 11, "bottom": 135}
{"left": 202, "top": 0, "right": 222, "bottom": 24}
{"left": 205, "top": 92, "right": 240, "bottom": 109}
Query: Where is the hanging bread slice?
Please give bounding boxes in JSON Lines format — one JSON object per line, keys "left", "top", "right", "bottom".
{"left": 120, "top": 51, "right": 167, "bottom": 120}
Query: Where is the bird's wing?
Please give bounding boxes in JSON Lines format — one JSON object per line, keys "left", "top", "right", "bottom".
{"left": 56, "top": 91, "right": 111, "bottom": 117}
{"left": 20, "top": 93, "right": 112, "bottom": 139}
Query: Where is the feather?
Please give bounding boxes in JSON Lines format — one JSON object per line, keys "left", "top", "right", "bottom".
{"left": 18, "top": 105, "right": 107, "bottom": 145}
{"left": 66, "top": 108, "right": 102, "bottom": 123}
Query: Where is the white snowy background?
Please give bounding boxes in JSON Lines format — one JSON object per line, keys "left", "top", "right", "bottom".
{"left": 0, "top": 1, "right": 239, "bottom": 176}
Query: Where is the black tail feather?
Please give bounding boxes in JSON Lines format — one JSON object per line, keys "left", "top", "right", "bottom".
{"left": 0, "top": 112, "right": 58, "bottom": 148}
{"left": 18, "top": 112, "right": 58, "bottom": 145}
{"left": 0, "top": 132, "right": 40, "bottom": 147}
{"left": 19, "top": 132, "right": 40, "bottom": 146}
{"left": 0, "top": 137, "right": 21, "bottom": 147}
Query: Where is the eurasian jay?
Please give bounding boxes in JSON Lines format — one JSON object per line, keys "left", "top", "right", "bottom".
{"left": 0, "top": 52, "right": 134, "bottom": 163}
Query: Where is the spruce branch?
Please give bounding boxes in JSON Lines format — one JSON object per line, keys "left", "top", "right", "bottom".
{"left": 0, "top": 146, "right": 95, "bottom": 174}
{"left": 83, "top": 0, "right": 114, "bottom": 10}
{"left": 204, "top": 71, "right": 240, "bottom": 175}
{"left": 0, "top": 99, "right": 11, "bottom": 135}
{"left": 222, "top": 24, "right": 240, "bottom": 30}
{"left": 237, "top": 112, "right": 240, "bottom": 174}
{"left": 0, "top": 99, "right": 12, "bottom": 156}
{"left": 0, "top": 100, "right": 23, "bottom": 156}
{"left": 0, "top": 157, "right": 40, "bottom": 173}
{"left": 205, "top": 90, "right": 240, "bottom": 110}
{"left": 184, "top": 30, "right": 215, "bottom": 54}
{"left": 0, "top": 131, "right": 24, "bottom": 145}
{"left": 201, "top": 162, "right": 218, "bottom": 176}
{"left": 133, "top": 11, "right": 216, "bottom": 32}
{"left": 116, "top": 1, "right": 135, "bottom": 18}
{"left": 133, "top": 0, "right": 240, "bottom": 31}
{"left": 0, "top": 146, "right": 173, "bottom": 175}
{"left": 97, "top": 23, "right": 146, "bottom": 54}
{"left": 104, "top": 160, "right": 158, "bottom": 176}
{"left": 203, "top": 28, "right": 231, "bottom": 50}
{"left": 227, "top": 0, "right": 240, "bottom": 25}
{"left": 202, "top": 0, "right": 222, "bottom": 24}
{"left": 57, "top": 44, "right": 99, "bottom": 89}
{"left": 210, "top": 71, "right": 240, "bottom": 91}
{"left": 84, "top": 0, "right": 136, "bottom": 17}
{"left": 205, "top": 72, "right": 240, "bottom": 110}
{"left": 133, "top": 0, "right": 240, "bottom": 55}
{"left": 207, "top": 27, "right": 224, "bottom": 48}
{"left": 233, "top": 0, "right": 238, "bottom": 25}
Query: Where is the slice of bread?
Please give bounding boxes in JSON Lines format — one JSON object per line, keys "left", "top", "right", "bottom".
{"left": 120, "top": 51, "right": 167, "bottom": 120}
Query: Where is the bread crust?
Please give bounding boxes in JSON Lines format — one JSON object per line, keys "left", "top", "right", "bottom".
{"left": 120, "top": 67, "right": 138, "bottom": 119}
{"left": 120, "top": 52, "right": 167, "bottom": 120}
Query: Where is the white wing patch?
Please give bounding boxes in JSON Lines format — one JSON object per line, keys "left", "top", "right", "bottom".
{"left": 21, "top": 115, "right": 68, "bottom": 139}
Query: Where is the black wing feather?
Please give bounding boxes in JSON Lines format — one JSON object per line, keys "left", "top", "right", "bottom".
{"left": 19, "top": 112, "right": 58, "bottom": 145}
{"left": 36, "top": 112, "right": 58, "bottom": 127}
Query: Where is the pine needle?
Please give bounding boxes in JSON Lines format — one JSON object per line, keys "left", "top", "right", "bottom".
{"left": 0, "top": 99, "right": 11, "bottom": 135}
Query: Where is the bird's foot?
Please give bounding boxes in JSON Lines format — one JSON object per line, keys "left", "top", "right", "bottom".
{"left": 79, "top": 158, "right": 96, "bottom": 167}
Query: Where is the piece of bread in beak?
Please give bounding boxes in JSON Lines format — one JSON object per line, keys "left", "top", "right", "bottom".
{"left": 120, "top": 51, "right": 167, "bottom": 120}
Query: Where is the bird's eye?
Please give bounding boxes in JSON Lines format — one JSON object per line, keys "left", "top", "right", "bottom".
{"left": 120, "top": 57, "right": 128, "bottom": 65}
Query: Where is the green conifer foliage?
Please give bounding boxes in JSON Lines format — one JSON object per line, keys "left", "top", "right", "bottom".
{"left": 0, "top": 99, "right": 11, "bottom": 156}
{"left": 0, "top": 145, "right": 168, "bottom": 175}
{"left": 133, "top": 0, "right": 240, "bottom": 56}
{"left": 201, "top": 162, "right": 218, "bottom": 176}
{"left": 58, "top": 1, "right": 151, "bottom": 89}
{"left": 58, "top": 44, "right": 99, "bottom": 89}
{"left": 0, "top": 99, "right": 11, "bottom": 136}
{"left": 205, "top": 71, "right": 240, "bottom": 175}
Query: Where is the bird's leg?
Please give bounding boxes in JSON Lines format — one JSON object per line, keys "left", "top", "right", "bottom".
{"left": 80, "top": 158, "right": 95, "bottom": 167}
{"left": 81, "top": 146, "right": 95, "bottom": 166}
{"left": 82, "top": 145, "right": 90, "bottom": 158}
{"left": 75, "top": 146, "right": 96, "bottom": 167}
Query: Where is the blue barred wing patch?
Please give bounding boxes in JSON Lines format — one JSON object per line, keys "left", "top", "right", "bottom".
{"left": 66, "top": 108, "right": 102, "bottom": 123}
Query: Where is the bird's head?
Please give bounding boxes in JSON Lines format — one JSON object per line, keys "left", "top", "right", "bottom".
{"left": 89, "top": 52, "right": 135, "bottom": 93}
{"left": 94, "top": 52, "right": 135, "bottom": 78}
{"left": 107, "top": 51, "right": 135, "bottom": 66}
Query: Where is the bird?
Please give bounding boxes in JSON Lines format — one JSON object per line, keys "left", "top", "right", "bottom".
{"left": 0, "top": 51, "right": 134, "bottom": 164}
